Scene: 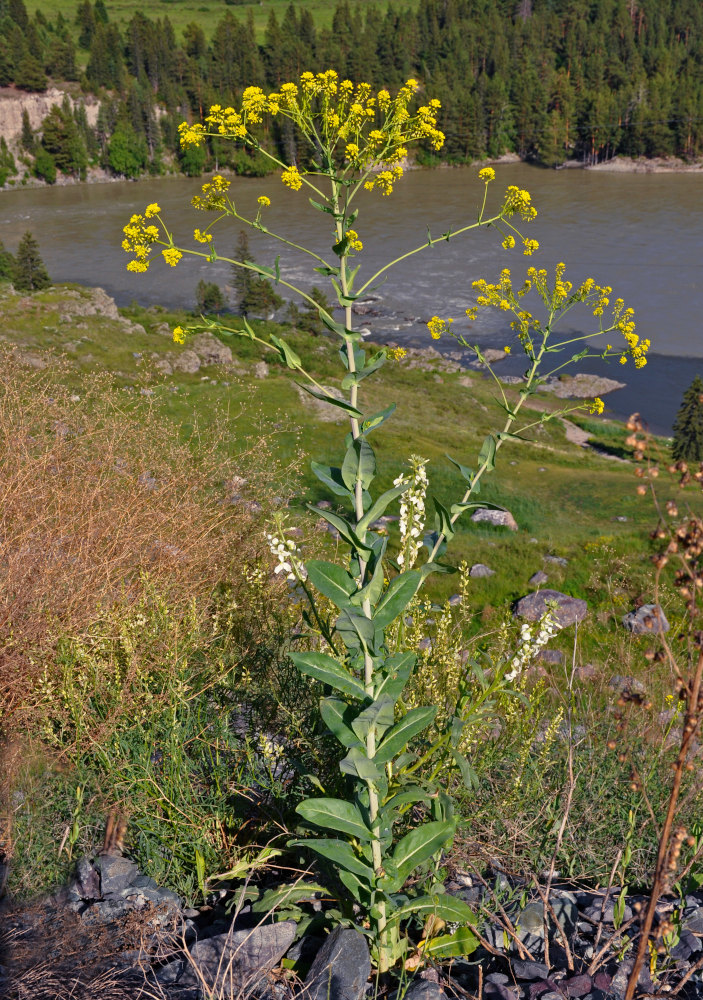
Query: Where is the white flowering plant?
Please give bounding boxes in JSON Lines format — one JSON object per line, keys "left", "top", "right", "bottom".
{"left": 122, "top": 69, "right": 645, "bottom": 975}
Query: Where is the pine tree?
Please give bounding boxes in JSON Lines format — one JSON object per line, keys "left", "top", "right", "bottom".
{"left": 13, "top": 231, "right": 51, "bottom": 291}
{"left": 196, "top": 279, "right": 224, "bottom": 314}
{"left": 0, "top": 240, "right": 15, "bottom": 281}
{"left": 232, "top": 230, "right": 282, "bottom": 318}
{"left": 672, "top": 375, "right": 703, "bottom": 462}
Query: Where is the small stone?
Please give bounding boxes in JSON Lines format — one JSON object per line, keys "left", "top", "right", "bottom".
{"left": 575, "top": 663, "right": 597, "bottom": 680}
{"left": 448, "top": 593, "right": 463, "bottom": 606}
{"left": 171, "top": 349, "right": 201, "bottom": 374}
{"left": 563, "top": 974, "right": 592, "bottom": 997}
{"left": 487, "top": 974, "right": 510, "bottom": 985}
{"left": 529, "top": 571, "right": 549, "bottom": 587}
{"left": 484, "top": 982, "right": 520, "bottom": 1000}
{"left": 95, "top": 855, "right": 140, "bottom": 897}
{"left": 471, "top": 508, "right": 518, "bottom": 531}
{"left": 537, "top": 649, "right": 563, "bottom": 665}
{"left": 544, "top": 555, "right": 568, "bottom": 567}
{"left": 671, "top": 929, "right": 701, "bottom": 960}
{"left": 253, "top": 361, "right": 269, "bottom": 379}
{"left": 470, "top": 563, "right": 495, "bottom": 578}
{"left": 512, "top": 960, "right": 549, "bottom": 980}
{"left": 684, "top": 905, "right": 703, "bottom": 934}
{"left": 608, "top": 674, "right": 645, "bottom": 695}
{"left": 514, "top": 589, "right": 588, "bottom": 627}
{"left": 403, "top": 982, "right": 445, "bottom": 1000}
{"left": 593, "top": 973, "right": 611, "bottom": 991}
{"left": 71, "top": 857, "right": 100, "bottom": 900}
{"left": 304, "top": 926, "right": 371, "bottom": 1000}
{"left": 583, "top": 898, "right": 632, "bottom": 925}
{"left": 622, "top": 603, "right": 670, "bottom": 634}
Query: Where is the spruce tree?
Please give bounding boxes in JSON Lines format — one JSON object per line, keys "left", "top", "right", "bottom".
{"left": 0, "top": 240, "right": 15, "bottom": 281}
{"left": 13, "top": 231, "right": 51, "bottom": 291}
{"left": 232, "top": 230, "right": 282, "bottom": 318}
{"left": 672, "top": 375, "right": 703, "bottom": 462}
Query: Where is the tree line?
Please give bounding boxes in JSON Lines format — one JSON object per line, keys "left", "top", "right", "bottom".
{"left": 1, "top": 0, "right": 703, "bottom": 183}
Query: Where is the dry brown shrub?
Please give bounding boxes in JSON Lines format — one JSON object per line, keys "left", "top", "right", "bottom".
{"left": 0, "top": 346, "right": 299, "bottom": 724}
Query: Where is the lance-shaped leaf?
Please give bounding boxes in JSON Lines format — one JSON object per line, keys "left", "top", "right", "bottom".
{"left": 252, "top": 883, "right": 330, "bottom": 913}
{"left": 341, "top": 438, "right": 376, "bottom": 491}
{"left": 374, "top": 705, "right": 437, "bottom": 764}
{"left": 421, "top": 925, "right": 479, "bottom": 959}
{"left": 288, "top": 837, "right": 375, "bottom": 882}
{"left": 445, "top": 453, "right": 475, "bottom": 486}
{"left": 349, "top": 551, "right": 385, "bottom": 609}
{"left": 393, "top": 819, "right": 455, "bottom": 882}
{"left": 380, "top": 785, "right": 430, "bottom": 818}
{"left": 308, "top": 198, "right": 334, "bottom": 216}
{"left": 357, "top": 483, "right": 408, "bottom": 535}
{"left": 335, "top": 608, "right": 376, "bottom": 654}
{"left": 308, "top": 506, "right": 374, "bottom": 559}
{"left": 340, "top": 746, "right": 384, "bottom": 783}
{"left": 338, "top": 868, "right": 367, "bottom": 904}
{"left": 306, "top": 561, "right": 358, "bottom": 609}
{"left": 310, "top": 462, "right": 351, "bottom": 498}
{"left": 341, "top": 357, "right": 386, "bottom": 390}
{"left": 386, "top": 893, "right": 478, "bottom": 925}
{"left": 361, "top": 403, "right": 396, "bottom": 437}
{"left": 320, "top": 698, "right": 362, "bottom": 748}
{"left": 296, "top": 798, "right": 373, "bottom": 841}
{"left": 297, "top": 382, "right": 364, "bottom": 418}
{"left": 478, "top": 433, "right": 497, "bottom": 472}
{"left": 373, "top": 571, "right": 422, "bottom": 629}
{"left": 433, "top": 497, "right": 455, "bottom": 544}
{"left": 289, "top": 651, "right": 365, "bottom": 700}
{"left": 350, "top": 696, "right": 395, "bottom": 743}
{"left": 270, "top": 334, "right": 301, "bottom": 370}
{"left": 374, "top": 650, "right": 416, "bottom": 702}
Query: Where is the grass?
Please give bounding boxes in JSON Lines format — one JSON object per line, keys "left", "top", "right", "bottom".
{"left": 26, "top": 0, "right": 413, "bottom": 46}
{"left": 2, "top": 280, "right": 702, "bottom": 937}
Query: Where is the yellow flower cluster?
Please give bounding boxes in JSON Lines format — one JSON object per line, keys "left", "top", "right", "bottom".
{"left": 121, "top": 212, "right": 159, "bottom": 273}
{"left": 504, "top": 185, "right": 538, "bottom": 221}
{"left": 191, "top": 174, "right": 231, "bottom": 212}
{"left": 193, "top": 228, "right": 213, "bottom": 244}
{"left": 173, "top": 326, "right": 186, "bottom": 344}
{"left": 388, "top": 346, "right": 407, "bottom": 361}
{"left": 257, "top": 195, "right": 271, "bottom": 207}
{"left": 162, "top": 248, "right": 182, "bottom": 267}
{"left": 345, "top": 229, "right": 363, "bottom": 252}
{"left": 427, "top": 315, "right": 453, "bottom": 340}
{"left": 479, "top": 167, "right": 495, "bottom": 182}
{"left": 145, "top": 203, "right": 161, "bottom": 218}
{"left": 281, "top": 165, "right": 303, "bottom": 190}
{"left": 178, "top": 70, "right": 444, "bottom": 199}
{"left": 587, "top": 397, "right": 605, "bottom": 414}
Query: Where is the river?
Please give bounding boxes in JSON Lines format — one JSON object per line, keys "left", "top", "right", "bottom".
{"left": 1, "top": 163, "right": 702, "bottom": 433}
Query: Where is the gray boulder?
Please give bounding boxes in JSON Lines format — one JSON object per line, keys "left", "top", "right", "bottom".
{"left": 514, "top": 589, "right": 588, "bottom": 627}
{"left": 471, "top": 508, "right": 518, "bottom": 531}
{"left": 469, "top": 563, "right": 495, "bottom": 578}
{"left": 304, "top": 926, "right": 371, "bottom": 1000}
{"left": 529, "top": 571, "right": 549, "bottom": 587}
{"left": 191, "top": 332, "right": 233, "bottom": 367}
{"left": 171, "top": 350, "right": 201, "bottom": 374}
{"left": 622, "top": 603, "right": 669, "bottom": 634}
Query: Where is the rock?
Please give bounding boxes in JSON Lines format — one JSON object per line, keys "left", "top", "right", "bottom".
{"left": 537, "top": 649, "right": 563, "bottom": 665}
{"left": 514, "top": 590, "right": 588, "bottom": 627}
{"left": 608, "top": 674, "right": 645, "bottom": 695}
{"left": 529, "top": 571, "right": 549, "bottom": 586}
{"left": 544, "top": 555, "right": 568, "bottom": 567}
{"left": 671, "top": 929, "right": 702, "bottom": 960}
{"left": 622, "top": 603, "right": 670, "bottom": 634}
{"left": 583, "top": 897, "right": 632, "bottom": 925}
{"left": 562, "top": 974, "right": 592, "bottom": 996}
{"left": 484, "top": 983, "right": 520, "bottom": 1000}
{"left": 95, "top": 855, "right": 140, "bottom": 897}
{"left": 191, "top": 332, "right": 233, "bottom": 367}
{"left": 575, "top": 663, "right": 597, "bottom": 680}
{"left": 58, "top": 286, "right": 120, "bottom": 321}
{"left": 253, "top": 361, "right": 269, "bottom": 379}
{"left": 448, "top": 593, "right": 463, "bottom": 606}
{"left": 154, "top": 358, "right": 173, "bottom": 375}
{"left": 470, "top": 563, "right": 495, "bottom": 578}
{"left": 70, "top": 857, "right": 100, "bottom": 901}
{"left": 171, "top": 350, "right": 201, "bottom": 374}
{"left": 160, "top": 920, "right": 296, "bottom": 995}
{"left": 512, "top": 960, "right": 549, "bottom": 980}
{"left": 471, "top": 508, "right": 518, "bottom": 531}
{"left": 403, "top": 981, "right": 445, "bottom": 1000}
{"left": 304, "top": 926, "right": 371, "bottom": 1000}
{"left": 539, "top": 373, "right": 625, "bottom": 399}
{"left": 684, "top": 905, "right": 703, "bottom": 934}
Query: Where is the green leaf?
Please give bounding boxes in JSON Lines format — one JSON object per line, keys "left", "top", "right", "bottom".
{"left": 320, "top": 698, "right": 362, "bottom": 748}
{"left": 309, "top": 198, "right": 334, "bottom": 215}
{"left": 445, "top": 454, "right": 474, "bottom": 485}
{"left": 308, "top": 506, "right": 373, "bottom": 559}
{"left": 349, "top": 552, "right": 385, "bottom": 609}
{"left": 392, "top": 819, "right": 455, "bottom": 882}
{"left": 374, "top": 651, "right": 416, "bottom": 702}
{"left": 375, "top": 706, "right": 437, "bottom": 764}
{"left": 251, "top": 883, "right": 329, "bottom": 913}
{"left": 341, "top": 438, "right": 376, "bottom": 492}
{"left": 386, "top": 892, "right": 477, "bottom": 925}
{"left": 373, "top": 571, "right": 422, "bottom": 629}
{"left": 310, "top": 462, "right": 351, "bottom": 498}
{"left": 288, "top": 837, "right": 375, "bottom": 882}
{"left": 306, "top": 561, "right": 358, "bottom": 609}
{"left": 296, "top": 798, "right": 372, "bottom": 841}
{"left": 350, "top": 696, "right": 395, "bottom": 742}
{"left": 296, "top": 383, "right": 364, "bottom": 419}
{"left": 338, "top": 868, "right": 366, "bottom": 903}
{"left": 274, "top": 255, "right": 281, "bottom": 283}
{"left": 362, "top": 404, "right": 396, "bottom": 436}
{"left": 433, "top": 497, "right": 455, "bottom": 543}
{"left": 270, "top": 334, "right": 301, "bottom": 370}
{"left": 478, "top": 434, "right": 497, "bottom": 472}
{"left": 422, "top": 925, "right": 479, "bottom": 959}
{"left": 335, "top": 608, "right": 376, "bottom": 654}
{"left": 340, "top": 746, "right": 384, "bottom": 783}
{"left": 419, "top": 561, "right": 456, "bottom": 581}
{"left": 380, "top": 785, "right": 430, "bottom": 817}
{"left": 356, "top": 483, "right": 408, "bottom": 534}
{"left": 289, "top": 651, "right": 365, "bottom": 699}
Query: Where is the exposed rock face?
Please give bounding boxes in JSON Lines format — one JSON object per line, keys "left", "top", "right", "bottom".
{"left": 539, "top": 373, "right": 625, "bottom": 398}
{"left": 622, "top": 603, "right": 670, "bottom": 634}
{"left": 514, "top": 589, "right": 588, "bottom": 627}
{"left": 0, "top": 87, "right": 99, "bottom": 144}
{"left": 190, "top": 332, "right": 233, "bottom": 367}
{"left": 470, "top": 508, "right": 518, "bottom": 531}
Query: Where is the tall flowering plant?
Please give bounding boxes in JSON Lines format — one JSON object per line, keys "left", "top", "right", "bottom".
{"left": 122, "top": 70, "right": 646, "bottom": 973}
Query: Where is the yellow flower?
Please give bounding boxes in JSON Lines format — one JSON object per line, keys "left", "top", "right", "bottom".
{"left": 173, "top": 326, "right": 186, "bottom": 344}
{"left": 427, "top": 316, "right": 453, "bottom": 340}
{"left": 281, "top": 165, "right": 303, "bottom": 191}
{"left": 502, "top": 235, "right": 516, "bottom": 250}
{"left": 479, "top": 167, "right": 496, "bottom": 183}
{"left": 193, "top": 228, "right": 213, "bottom": 244}
{"left": 162, "top": 248, "right": 183, "bottom": 267}
{"left": 588, "top": 397, "right": 605, "bottom": 415}
{"left": 388, "top": 346, "right": 407, "bottom": 361}
{"left": 145, "top": 203, "right": 161, "bottom": 218}
{"left": 345, "top": 229, "right": 363, "bottom": 252}
{"left": 345, "top": 143, "right": 360, "bottom": 160}
{"left": 523, "top": 239, "right": 539, "bottom": 256}
{"left": 257, "top": 195, "right": 271, "bottom": 207}
{"left": 504, "top": 346, "right": 511, "bottom": 354}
